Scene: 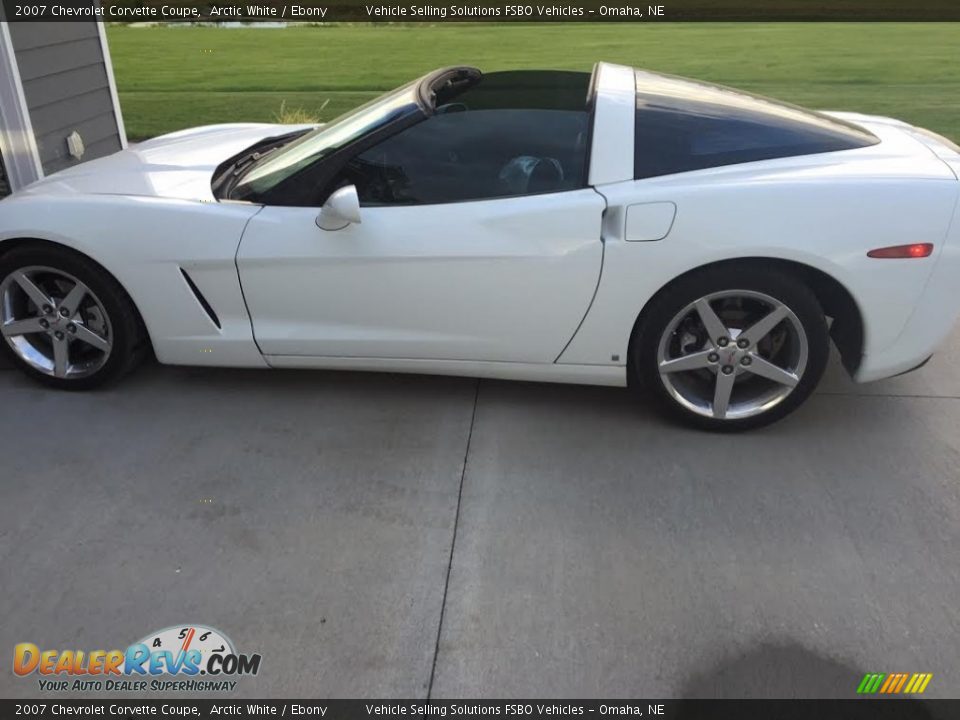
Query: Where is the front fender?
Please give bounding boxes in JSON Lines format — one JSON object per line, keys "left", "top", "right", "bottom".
{"left": 0, "top": 193, "right": 268, "bottom": 367}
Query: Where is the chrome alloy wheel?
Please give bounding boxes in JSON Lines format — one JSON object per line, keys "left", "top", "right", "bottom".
{"left": 656, "top": 290, "right": 809, "bottom": 421}
{"left": 0, "top": 266, "right": 113, "bottom": 379}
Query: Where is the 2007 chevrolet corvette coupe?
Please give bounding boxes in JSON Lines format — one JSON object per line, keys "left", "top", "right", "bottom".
{"left": 2, "top": 63, "right": 960, "bottom": 430}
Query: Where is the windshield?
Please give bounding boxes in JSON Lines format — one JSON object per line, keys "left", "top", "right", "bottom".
{"left": 231, "top": 81, "right": 421, "bottom": 200}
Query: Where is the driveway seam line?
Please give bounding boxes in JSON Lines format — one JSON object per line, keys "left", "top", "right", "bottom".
{"left": 816, "top": 391, "right": 960, "bottom": 399}
{"left": 427, "top": 378, "right": 480, "bottom": 700}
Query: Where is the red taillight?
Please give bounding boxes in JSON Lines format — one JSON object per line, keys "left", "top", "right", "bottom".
{"left": 867, "top": 243, "right": 934, "bottom": 259}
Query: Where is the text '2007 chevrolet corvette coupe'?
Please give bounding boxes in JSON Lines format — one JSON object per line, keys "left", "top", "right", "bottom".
{"left": 2, "top": 63, "right": 959, "bottom": 430}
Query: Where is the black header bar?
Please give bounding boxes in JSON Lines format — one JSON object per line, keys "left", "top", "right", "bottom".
{"left": 2, "top": 0, "right": 960, "bottom": 22}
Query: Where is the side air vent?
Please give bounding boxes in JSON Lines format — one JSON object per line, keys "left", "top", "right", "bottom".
{"left": 180, "top": 268, "right": 221, "bottom": 329}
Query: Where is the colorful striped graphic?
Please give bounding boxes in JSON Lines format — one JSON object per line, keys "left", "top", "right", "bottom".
{"left": 857, "top": 672, "right": 933, "bottom": 695}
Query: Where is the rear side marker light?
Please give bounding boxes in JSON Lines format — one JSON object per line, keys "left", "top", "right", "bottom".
{"left": 867, "top": 243, "right": 934, "bottom": 259}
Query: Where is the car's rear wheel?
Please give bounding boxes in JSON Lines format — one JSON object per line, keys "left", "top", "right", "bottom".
{"left": 631, "top": 265, "right": 829, "bottom": 431}
{"left": 0, "top": 244, "right": 147, "bottom": 390}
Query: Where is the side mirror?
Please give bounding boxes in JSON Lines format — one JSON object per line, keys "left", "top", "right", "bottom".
{"left": 316, "top": 185, "right": 361, "bottom": 231}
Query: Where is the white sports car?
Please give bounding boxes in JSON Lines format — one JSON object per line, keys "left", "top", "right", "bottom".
{"left": 1, "top": 63, "right": 959, "bottom": 430}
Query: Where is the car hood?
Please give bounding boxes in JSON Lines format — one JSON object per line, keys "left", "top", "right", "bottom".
{"left": 19, "top": 123, "right": 317, "bottom": 202}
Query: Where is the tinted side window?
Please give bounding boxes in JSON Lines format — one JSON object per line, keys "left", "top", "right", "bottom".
{"left": 633, "top": 71, "right": 879, "bottom": 179}
{"left": 334, "top": 71, "right": 591, "bottom": 205}
{"left": 341, "top": 110, "right": 587, "bottom": 205}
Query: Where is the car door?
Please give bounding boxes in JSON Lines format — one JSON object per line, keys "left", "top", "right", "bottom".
{"left": 237, "top": 189, "right": 603, "bottom": 363}
{"left": 236, "top": 82, "right": 605, "bottom": 364}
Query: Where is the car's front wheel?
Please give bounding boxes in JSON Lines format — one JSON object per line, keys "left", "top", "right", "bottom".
{"left": 0, "top": 244, "right": 147, "bottom": 390}
{"left": 631, "top": 264, "right": 830, "bottom": 431}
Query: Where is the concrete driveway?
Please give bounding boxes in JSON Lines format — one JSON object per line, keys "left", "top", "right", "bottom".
{"left": 1, "top": 330, "right": 958, "bottom": 699}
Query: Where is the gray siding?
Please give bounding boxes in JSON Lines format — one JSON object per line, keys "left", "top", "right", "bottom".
{"left": 6, "top": 22, "right": 122, "bottom": 175}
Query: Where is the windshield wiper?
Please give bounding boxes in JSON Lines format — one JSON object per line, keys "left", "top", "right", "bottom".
{"left": 213, "top": 128, "right": 311, "bottom": 197}
{"left": 230, "top": 145, "right": 281, "bottom": 177}
{"left": 214, "top": 147, "right": 280, "bottom": 196}
{"left": 225, "top": 142, "right": 288, "bottom": 188}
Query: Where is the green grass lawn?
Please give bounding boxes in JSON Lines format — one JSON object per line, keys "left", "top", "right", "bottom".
{"left": 108, "top": 23, "right": 960, "bottom": 142}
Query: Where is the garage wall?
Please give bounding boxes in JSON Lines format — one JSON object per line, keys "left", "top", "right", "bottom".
{"left": 3, "top": 21, "right": 125, "bottom": 174}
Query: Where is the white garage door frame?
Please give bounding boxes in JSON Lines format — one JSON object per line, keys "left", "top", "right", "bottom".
{"left": 0, "top": 20, "right": 125, "bottom": 193}
{"left": 0, "top": 21, "right": 43, "bottom": 190}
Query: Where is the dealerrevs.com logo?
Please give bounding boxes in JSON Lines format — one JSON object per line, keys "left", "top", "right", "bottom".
{"left": 13, "top": 625, "right": 262, "bottom": 692}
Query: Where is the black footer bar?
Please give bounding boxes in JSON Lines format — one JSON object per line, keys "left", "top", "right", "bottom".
{"left": 3, "top": 699, "right": 960, "bottom": 720}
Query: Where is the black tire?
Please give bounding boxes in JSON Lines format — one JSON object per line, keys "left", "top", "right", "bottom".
{"left": 0, "top": 243, "right": 148, "bottom": 390}
{"left": 630, "top": 263, "right": 830, "bottom": 432}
